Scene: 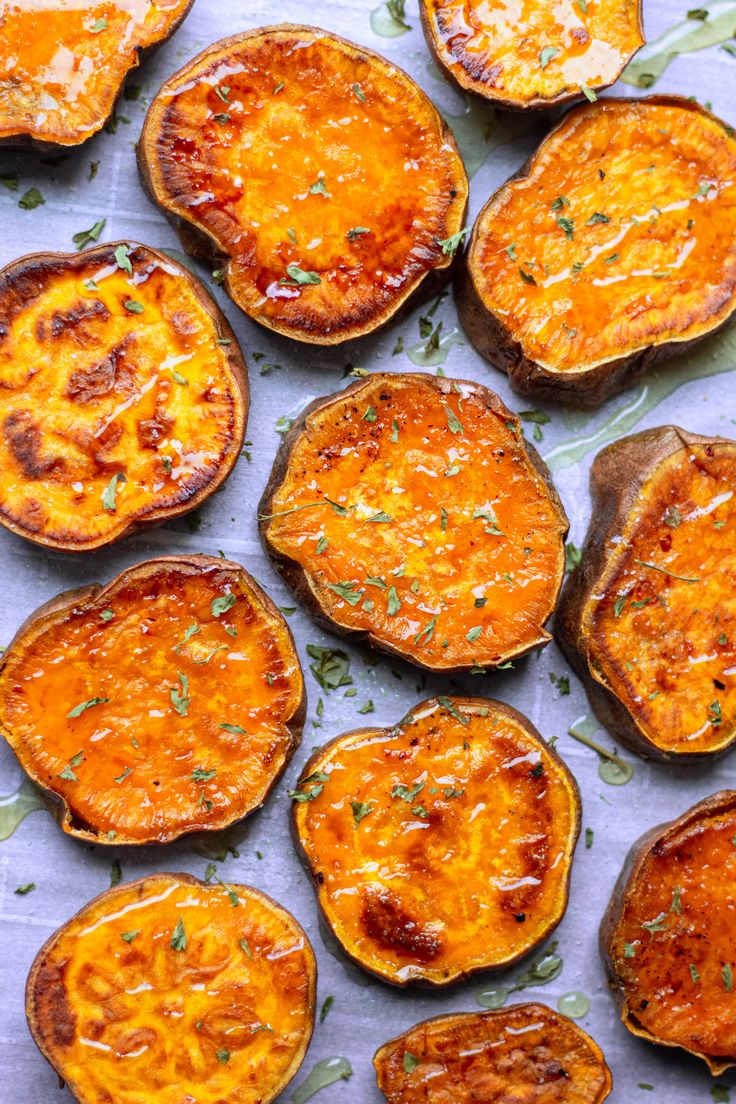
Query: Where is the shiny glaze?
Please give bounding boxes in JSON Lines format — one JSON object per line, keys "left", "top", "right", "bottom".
{"left": 0, "top": 0, "right": 191, "bottom": 144}
{"left": 608, "top": 792, "right": 736, "bottom": 1069}
{"left": 27, "top": 873, "right": 316, "bottom": 1104}
{"left": 424, "top": 0, "right": 642, "bottom": 106}
{"left": 0, "top": 558, "right": 304, "bottom": 843}
{"left": 293, "top": 697, "right": 580, "bottom": 986}
{"left": 374, "top": 1003, "right": 612, "bottom": 1102}
{"left": 470, "top": 99, "right": 736, "bottom": 375}
{"left": 0, "top": 243, "right": 246, "bottom": 550}
{"left": 140, "top": 26, "right": 468, "bottom": 342}
{"left": 262, "top": 373, "right": 567, "bottom": 671}
{"left": 588, "top": 441, "right": 736, "bottom": 755}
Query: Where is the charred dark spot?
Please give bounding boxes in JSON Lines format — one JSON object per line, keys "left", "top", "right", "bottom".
{"left": 598, "top": 169, "right": 606, "bottom": 180}
{"left": 514, "top": 913, "right": 526, "bottom": 922}
{"left": 316, "top": 871, "right": 324, "bottom": 885}
{"left": 138, "top": 414, "right": 173, "bottom": 449}
{"left": 542, "top": 1061, "right": 569, "bottom": 1080}
{"left": 361, "top": 885, "right": 442, "bottom": 962}
{"left": 31, "top": 958, "right": 76, "bottom": 1049}
{"left": 714, "top": 678, "right": 726, "bottom": 691}
{"left": 4, "top": 409, "right": 64, "bottom": 480}
{"left": 65, "top": 339, "right": 135, "bottom": 404}
{"left": 48, "top": 298, "right": 109, "bottom": 341}
{"left": 529, "top": 762, "right": 544, "bottom": 777}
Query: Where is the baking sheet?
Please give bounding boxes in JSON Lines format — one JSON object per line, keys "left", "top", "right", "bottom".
{"left": 1, "top": 2, "right": 736, "bottom": 1100}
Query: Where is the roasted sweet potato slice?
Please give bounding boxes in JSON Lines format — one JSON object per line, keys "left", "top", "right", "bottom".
{"left": 26, "top": 872, "right": 316, "bottom": 1103}
{"left": 0, "top": 241, "right": 247, "bottom": 551}
{"left": 459, "top": 96, "right": 736, "bottom": 404}
{"left": 602, "top": 790, "right": 736, "bottom": 1074}
{"left": 374, "top": 1003, "right": 612, "bottom": 1102}
{"left": 557, "top": 426, "right": 736, "bottom": 760}
{"left": 292, "top": 696, "right": 580, "bottom": 987}
{"left": 138, "top": 25, "right": 468, "bottom": 344}
{"left": 0, "top": 0, "right": 193, "bottom": 147}
{"left": 0, "top": 555, "right": 304, "bottom": 844}
{"left": 260, "top": 373, "right": 568, "bottom": 673}
{"left": 420, "top": 0, "right": 643, "bottom": 110}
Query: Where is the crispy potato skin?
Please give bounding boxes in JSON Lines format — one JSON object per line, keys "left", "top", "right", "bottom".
{"left": 259, "top": 372, "right": 568, "bottom": 673}
{"left": 0, "top": 0, "right": 193, "bottom": 148}
{"left": 0, "top": 555, "right": 305, "bottom": 844}
{"left": 26, "top": 873, "right": 316, "bottom": 1104}
{"left": 138, "top": 24, "right": 468, "bottom": 345}
{"left": 419, "top": 0, "right": 643, "bottom": 110}
{"left": 458, "top": 96, "right": 736, "bottom": 405}
{"left": 292, "top": 696, "right": 580, "bottom": 987}
{"left": 601, "top": 791, "right": 736, "bottom": 1075}
{"left": 557, "top": 426, "right": 736, "bottom": 760}
{"left": 374, "top": 1003, "right": 612, "bottom": 1102}
{"left": 0, "top": 241, "right": 247, "bottom": 551}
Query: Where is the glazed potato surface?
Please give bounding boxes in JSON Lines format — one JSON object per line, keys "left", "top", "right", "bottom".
{"left": 0, "top": 0, "right": 192, "bottom": 145}
{"left": 293, "top": 697, "right": 580, "bottom": 986}
{"left": 27, "top": 874, "right": 316, "bottom": 1104}
{"left": 0, "top": 557, "right": 304, "bottom": 843}
{"left": 0, "top": 243, "right": 246, "bottom": 550}
{"left": 260, "top": 373, "right": 567, "bottom": 671}
{"left": 139, "top": 25, "right": 468, "bottom": 342}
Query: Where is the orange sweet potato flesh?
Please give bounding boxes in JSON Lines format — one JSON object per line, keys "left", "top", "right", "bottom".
{"left": 374, "top": 1003, "right": 612, "bottom": 1102}
{"left": 292, "top": 696, "right": 580, "bottom": 987}
{"left": 138, "top": 25, "right": 468, "bottom": 344}
{"left": 26, "top": 873, "right": 316, "bottom": 1104}
{"left": 459, "top": 97, "right": 736, "bottom": 404}
{"left": 420, "top": 0, "right": 643, "bottom": 110}
{"left": 602, "top": 791, "right": 736, "bottom": 1074}
{"left": 260, "top": 373, "right": 568, "bottom": 673}
{"left": 0, "top": 241, "right": 247, "bottom": 551}
{"left": 557, "top": 427, "right": 736, "bottom": 760}
{"left": 0, "top": 0, "right": 193, "bottom": 147}
{"left": 0, "top": 556, "right": 304, "bottom": 844}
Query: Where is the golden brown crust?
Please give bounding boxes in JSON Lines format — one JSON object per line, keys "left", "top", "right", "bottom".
{"left": 0, "top": 555, "right": 305, "bottom": 845}
{"left": 374, "top": 1003, "right": 612, "bottom": 1102}
{"left": 556, "top": 425, "right": 736, "bottom": 760}
{"left": 0, "top": 0, "right": 194, "bottom": 148}
{"left": 137, "top": 24, "right": 468, "bottom": 345}
{"left": 259, "top": 371, "right": 568, "bottom": 673}
{"left": 458, "top": 96, "right": 736, "bottom": 405}
{"left": 0, "top": 241, "right": 248, "bottom": 551}
{"left": 419, "top": 0, "right": 643, "bottom": 111}
{"left": 26, "top": 872, "right": 317, "bottom": 1104}
{"left": 601, "top": 791, "right": 736, "bottom": 1075}
{"left": 292, "top": 696, "right": 581, "bottom": 987}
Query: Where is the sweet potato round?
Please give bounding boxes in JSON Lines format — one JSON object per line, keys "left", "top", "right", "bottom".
{"left": 374, "top": 1003, "right": 612, "bottom": 1102}
{"left": 26, "top": 872, "right": 316, "bottom": 1104}
{"left": 0, "top": 555, "right": 304, "bottom": 845}
{"left": 419, "top": 0, "right": 643, "bottom": 110}
{"left": 292, "top": 696, "right": 580, "bottom": 987}
{"left": 557, "top": 426, "right": 736, "bottom": 761}
{"left": 602, "top": 790, "right": 736, "bottom": 1075}
{"left": 0, "top": 0, "right": 193, "bottom": 147}
{"left": 458, "top": 96, "right": 736, "bottom": 405}
{"left": 137, "top": 24, "right": 468, "bottom": 344}
{"left": 0, "top": 241, "right": 248, "bottom": 551}
{"left": 259, "top": 372, "right": 568, "bottom": 673}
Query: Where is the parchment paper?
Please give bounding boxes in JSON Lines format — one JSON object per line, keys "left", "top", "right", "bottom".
{"left": 1, "top": 2, "right": 735, "bottom": 1101}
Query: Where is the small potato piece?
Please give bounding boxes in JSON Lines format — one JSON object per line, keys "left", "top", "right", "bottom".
{"left": 459, "top": 97, "right": 736, "bottom": 404}
{"left": 0, "top": 0, "right": 193, "bottom": 147}
{"left": 374, "top": 1003, "right": 612, "bottom": 1102}
{"left": 420, "top": 0, "right": 643, "bottom": 110}
{"left": 557, "top": 426, "right": 736, "bottom": 760}
{"left": 260, "top": 372, "right": 568, "bottom": 673}
{"left": 292, "top": 696, "right": 580, "bottom": 987}
{"left": 26, "top": 873, "right": 316, "bottom": 1104}
{"left": 0, "top": 242, "right": 247, "bottom": 551}
{"left": 138, "top": 25, "right": 468, "bottom": 344}
{"left": 602, "top": 790, "right": 736, "bottom": 1074}
{"left": 0, "top": 556, "right": 304, "bottom": 844}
